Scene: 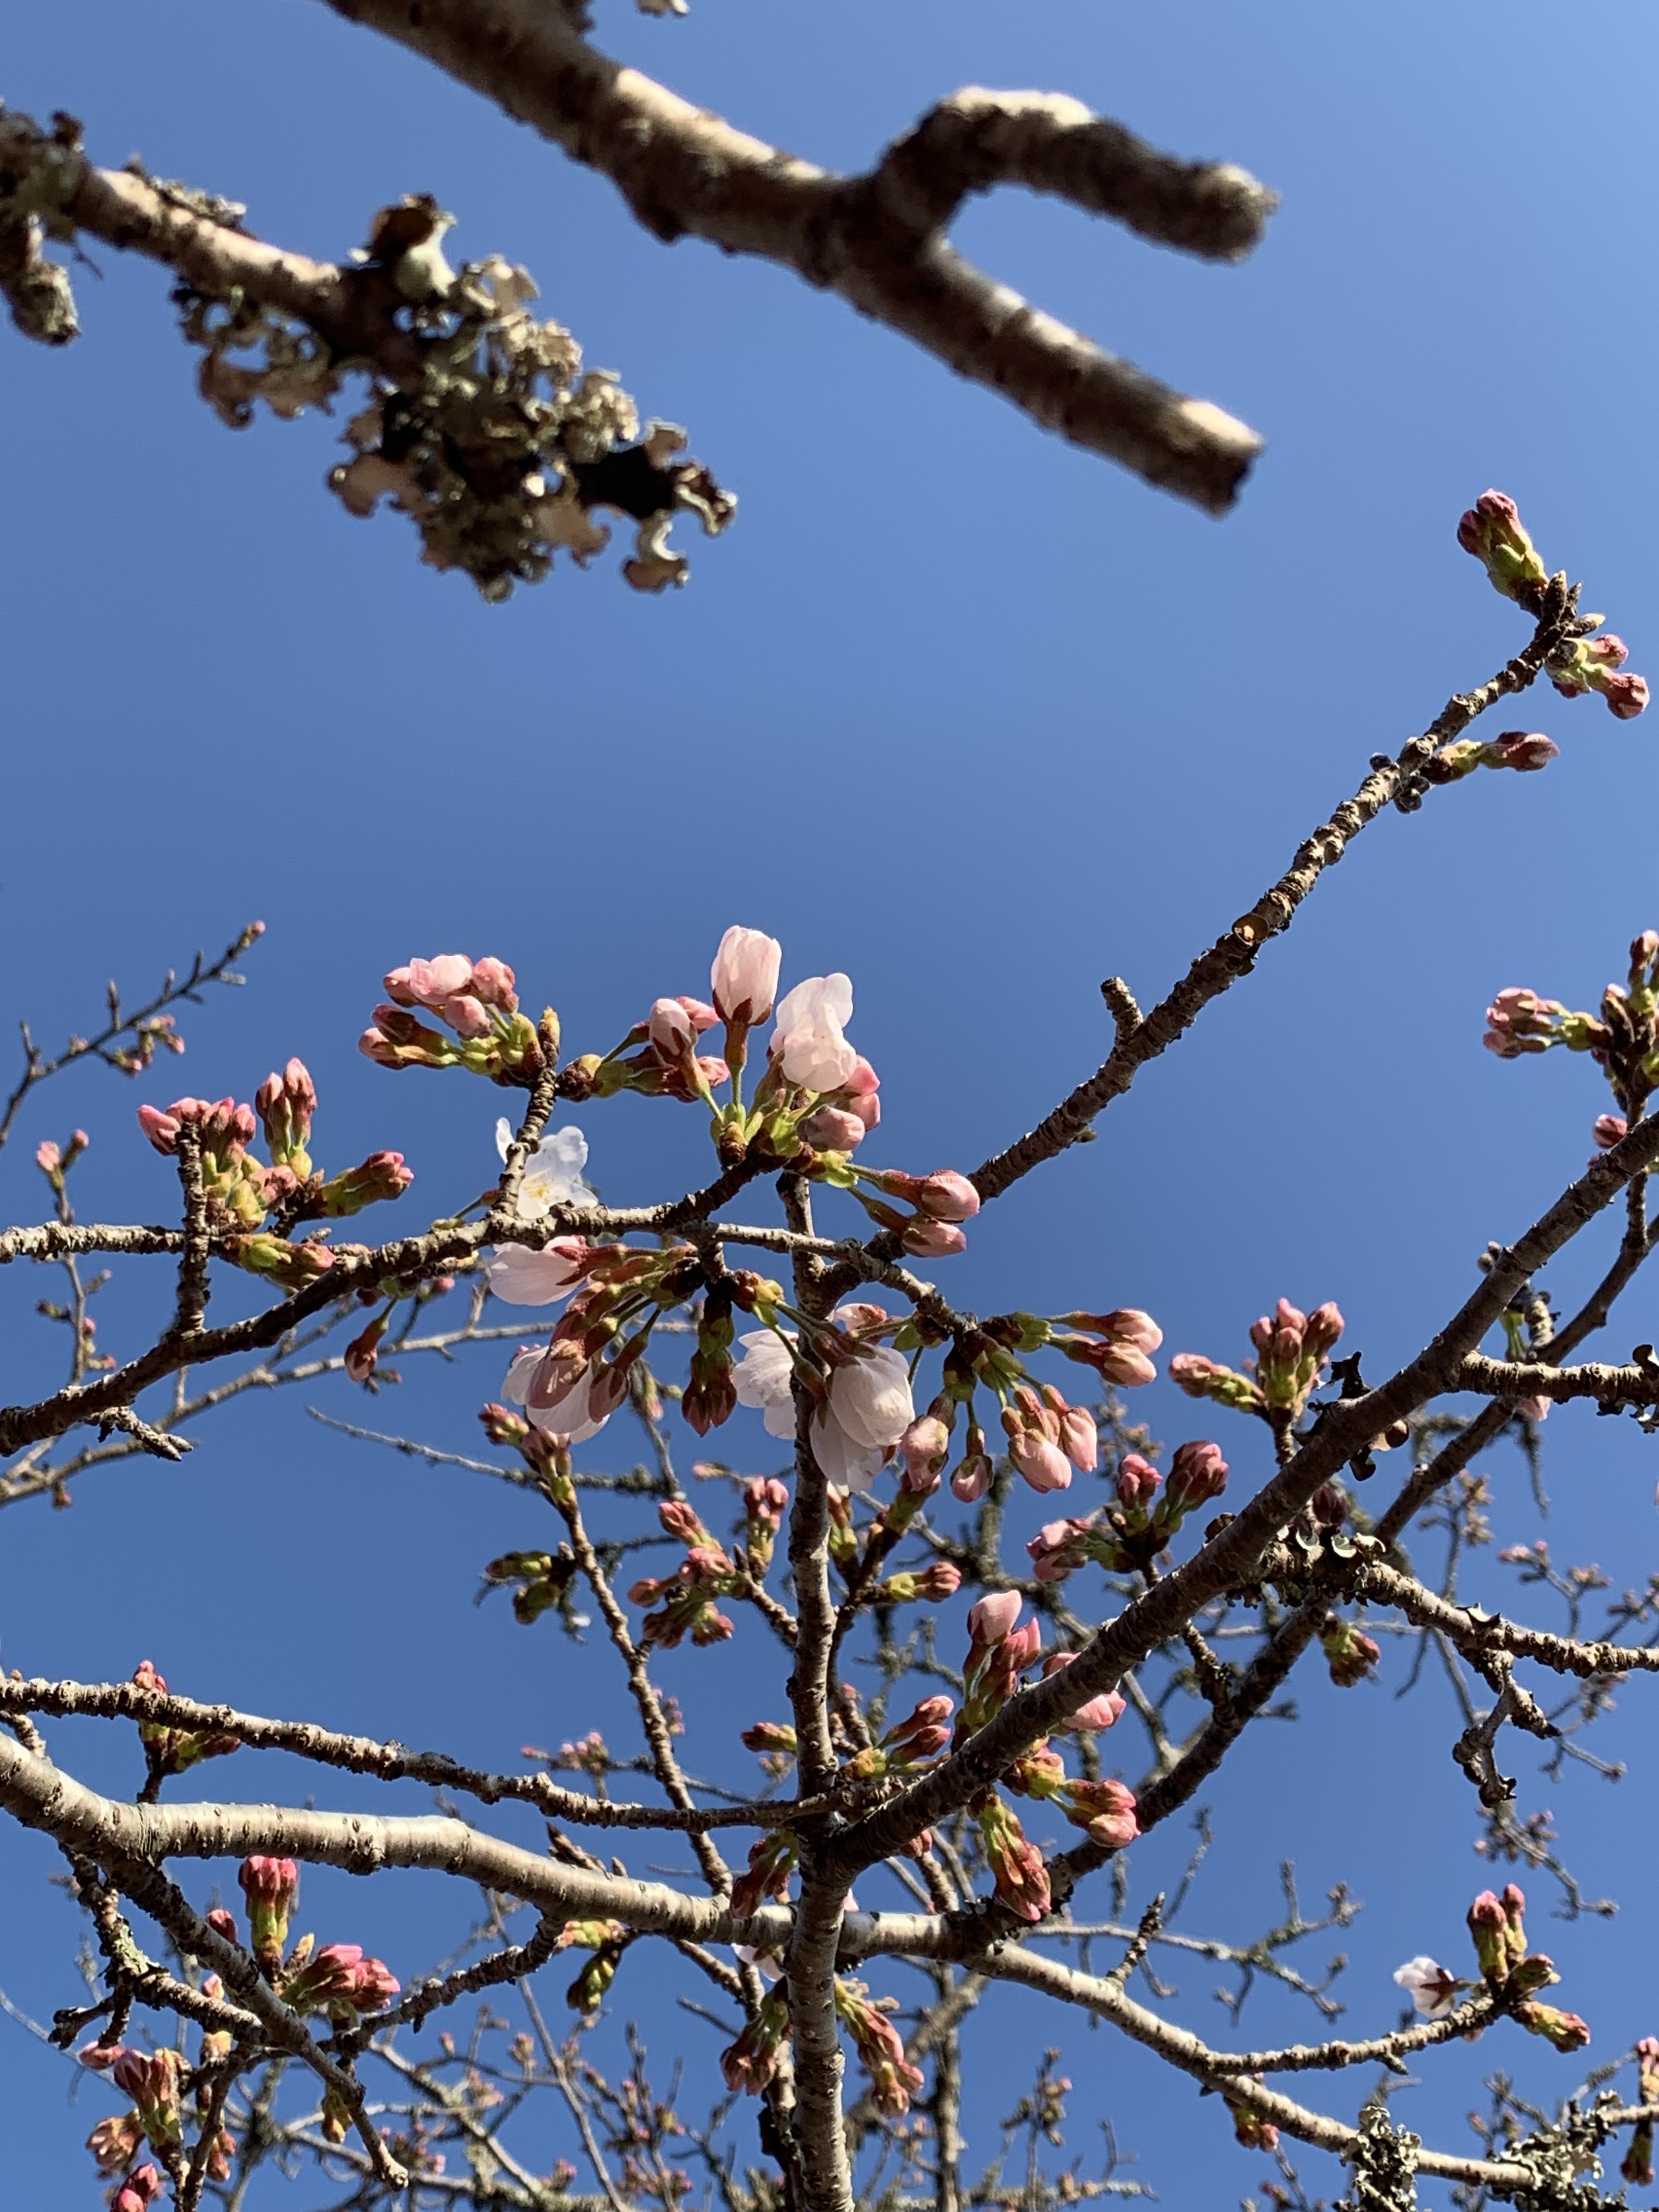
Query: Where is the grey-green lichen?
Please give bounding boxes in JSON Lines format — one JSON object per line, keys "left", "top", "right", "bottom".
{"left": 182, "top": 197, "right": 736, "bottom": 601}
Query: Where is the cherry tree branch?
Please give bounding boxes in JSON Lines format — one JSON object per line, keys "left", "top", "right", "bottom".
{"left": 320, "top": 0, "right": 1274, "bottom": 511}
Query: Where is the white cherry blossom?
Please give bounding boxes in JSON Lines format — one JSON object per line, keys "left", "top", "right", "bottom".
{"left": 496, "top": 1118, "right": 596, "bottom": 1218}
{"left": 1392, "top": 1956, "right": 1458, "bottom": 2019}
{"left": 771, "top": 973, "right": 857, "bottom": 1093}
{"left": 485, "top": 1242, "right": 586, "bottom": 1306}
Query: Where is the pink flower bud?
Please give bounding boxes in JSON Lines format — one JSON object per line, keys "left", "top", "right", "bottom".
{"left": 1593, "top": 1114, "right": 1628, "bottom": 1151}
{"left": 469, "top": 957, "right": 519, "bottom": 1010}
{"left": 206, "top": 1907, "right": 238, "bottom": 1943}
{"left": 900, "top": 1216, "right": 968, "bottom": 1257}
{"left": 238, "top": 1855, "right": 299, "bottom": 1969}
{"left": 1165, "top": 1439, "right": 1228, "bottom": 1514}
{"left": 1054, "top": 1403, "right": 1098, "bottom": 1473}
{"left": 899, "top": 1415, "right": 950, "bottom": 1488}
{"left": 1606, "top": 672, "right": 1650, "bottom": 719}
{"left": 1007, "top": 1425, "right": 1073, "bottom": 1492}
{"left": 1042, "top": 1651, "right": 1126, "bottom": 1733}
{"left": 950, "top": 1452, "right": 992, "bottom": 1502}
{"left": 967, "top": 1590, "right": 1023, "bottom": 1646}
{"left": 648, "top": 997, "right": 696, "bottom": 1054}
{"left": 1114, "top": 1453, "right": 1161, "bottom": 1514}
{"left": 802, "top": 1107, "right": 868, "bottom": 1151}
{"left": 711, "top": 926, "right": 782, "bottom": 1026}
{"left": 1485, "top": 730, "right": 1559, "bottom": 772}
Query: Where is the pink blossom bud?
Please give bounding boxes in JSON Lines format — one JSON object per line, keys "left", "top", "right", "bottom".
{"left": 711, "top": 927, "right": 783, "bottom": 1026}
{"left": 899, "top": 1415, "right": 950, "bottom": 1489}
{"left": 1054, "top": 1403, "right": 1098, "bottom": 1473}
{"left": 1593, "top": 1114, "right": 1628, "bottom": 1151}
{"left": 1606, "top": 672, "right": 1650, "bottom": 719}
{"left": 950, "top": 1452, "right": 992, "bottom": 1502}
{"left": 238, "top": 1855, "right": 299, "bottom": 1969}
{"left": 206, "top": 1908, "right": 239, "bottom": 1944}
{"left": 1114, "top": 1453, "right": 1161, "bottom": 1514}
{"left": 873, "top": 1169, "right": 980, "bottom": 1221}
{"left": 468, "top": 956, "right": 519, "bottom": 1009}
{"left": 35, "top": 1139, "right": 60, "bottom": 1175}
{"left": 802, "top": 1107, "right": 868, "bottom": 1151}
{"left": 1064, "top": 1308, "right": 1163, "bottom": 1351}
{"left": 1486, "top": 730, "right": 1559, "bottom": 772}
{"left": 1006, "top": 1422, "right": 1073, "bottom": 1492}
{"left": 900, "top": 1216, "right": 968, "bottom": 1257}
{"left": 1164, "top": 1439, "right": 1228, "bottom": 1514}
{"left": 112, "top": 2167, "right": 166, "bottom": 2212}
{"left": 648, "top": 997, "right": 696, "bottom": 1053}
{"left": 1042, "top": 1651, "right": 1126, "bottom": 1733}
{"left": 967, "top": 1591, "right": 1023, "bottom": 1646}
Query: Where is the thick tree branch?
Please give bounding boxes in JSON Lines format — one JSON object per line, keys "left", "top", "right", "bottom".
{"left": 320, "top": 0, "right": 1273, "bottom": 511}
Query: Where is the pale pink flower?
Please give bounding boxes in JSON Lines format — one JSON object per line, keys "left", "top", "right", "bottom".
{"left": 732, "top": 1329, "right": 800, "bottom": 1439}
{"left": 486, "top": 1240, "right": 589, "bottom": 1305}
{"left": 821, "top": 1347, "right": 915, "bottom": 1479}
{"left": 712, "top": 927, "right": 782, "bottom": 1026}
{"left": 495, "top": 1119, "right": 596, "bottom": 1218}
{"left": 385, "top": 955, "right": 494, "bottom": 1037}
{"left": 1392, "top": 1955, "right": 1458, "bottom": 2020}
{"left": 502, "top": 1345, "right": 612, "bottom": 1444}
{"left": 772, "top": 974, "right": 858, "bottom": 1093}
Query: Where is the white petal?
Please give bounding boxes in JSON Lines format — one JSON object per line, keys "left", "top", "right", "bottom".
{"left": 486, "top": 1246, "right": 583, "bottom": 1306}
{"left": 501, "top": 1346, "right": 545, "bottom": 1404}
{"left": 495, "top": 1116, "right": 514, "bottom": 1164}
{"left": 828, "top": 1347, "right": 915, "bottom": 1449}
{"left": 810, "top": 1408, "right": 887, "bottom": 1491}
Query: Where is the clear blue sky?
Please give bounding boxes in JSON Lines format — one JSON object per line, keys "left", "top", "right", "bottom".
{"left": 4, "top": 2, "right": 1659, "bottom": 2203}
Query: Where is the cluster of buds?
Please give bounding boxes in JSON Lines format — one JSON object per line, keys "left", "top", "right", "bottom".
{"left": 740, "top": 1477, "right": 788, "bottom": 1573}
{"left": 1224, "top": 2084, "right": 1279, "bottom": 2153}
{"left": 1025, "top": 1440, "right": 1228, "bottom": 1582}
{"left": 1487, "top": 932, "right": 1659, "bottom": 1120}
{"left": 1462, "top": 1884, "right": 1588, "bottom": 2049}
{"left": 997, "top": 1383, "right": 1099, "bottom": 1494}
{"left": 958, "top": 1592, "right": 1044, "bottom": 1736}
{"left": 973, "top": 1790, "right": 1052, "bottom": 1921}
{"left": 238, "top": 1854, "right": 300, "bottom": 1971}
{"left": 83, "top": 2048, "right": 183, "bottom": 2158}
{"left": 554, "top": 1918, "right": 627, "bottom": 2022}
{"left": 1457, "top": 490, "right": 1550, "bottom": 603}
{"left": 1170, "top": 1300, "right": 1343, "bottom": 1423}
{"left": 482, "top": 1546, "right": 579, "bottom": 1626}
{"left": 719, "top": 1984, "right": 792, "bottom": 2096}
{"left": 730, "top": 1828, "right": 799, "bottom": 1919}
{"left": 138, "top": 1065, "right": 413, "bottom": 1288}
{"left": 1458, "top": 491, "right": 1648, "bottom": 714}
{"left": 361, "top": 954, "right": 545, "bottom": 1084}
{"left": 35, "top": 1125, "right": 89, "bottom": 1195}
{"left": 1621, "top": 2036, "right": 1659, "bottom": 2186}
{"left": 929, "top": 1307, "right": 1159, "bottom": 1502}
{"left": 503, "top": 1242, "right": 730, "bottom": 1446}
{"left": 1007, "top": 1749, "right": 1139, "bottom": 1852}
{"left": 832, "top": 1165, "right": 981, "bottom": 1259}
{"left": 833, "top": 1978, "right": 925, "bottom": 2116}
{"left": 844, "top": 1694, "right": 955, "bottom": 1783}
{"left": 1424, "top": 729, "right": 1559, "bottom": 782}
{"left": 628, "top": 1498, "right": 747, "bottom": 1648}
{"left": 1319, "top": 1613, "right": 1381, "bottom": 1686}
{"left": 131, "top": 1659, "right": 239, "bottom": 1783}
{"left": 281, "top": 1942, "right": 401, "bottom": 2024}
{"left": 109, "top": 1012, "right": 188, "bottom": 1077}
{"left": 1549, "top": 629, "right": 1650, "bottom": 720}
{"left": 566, "top": 995, "right": 729, "bottom": 1108}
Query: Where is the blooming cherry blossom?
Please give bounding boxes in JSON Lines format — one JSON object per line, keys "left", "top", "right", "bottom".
{"left": 1392, "top": 1955, "right": 1458, "bottom": 2019}
{"left": 502, "top": 1345, "right": 613, "bottom": 1444}
{"left": 495, "top": 1118, "right": 596, "bottom": 1218}
{"left": 771, "top": 973, "right": 858, "bottom": 1093}
{"left": 486, "top": 1240, "right": 589, "bottom": 1306}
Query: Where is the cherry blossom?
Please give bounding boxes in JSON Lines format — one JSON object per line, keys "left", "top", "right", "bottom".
{"left": 771, "top": 973, "right": 859, "bottom": 1093}
{"left": 502, "top": 1345, "right": 613, "bottom": 1444}
{"left": 731, "top": 1329, "right": 799, "bottom": 1439}
{"left": 486, "top": 1239, "right": 589, "bottom": 1306}
{"left": 1392, "top": 1955, "right": 1458, "bottom": 2019}
{"left": 495, "top": 1118, "right": 596, "bottom": 1218}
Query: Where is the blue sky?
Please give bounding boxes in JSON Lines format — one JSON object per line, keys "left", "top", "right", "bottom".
{"left": 4, "top": 2, "right": 1659, "bottom": 2203}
